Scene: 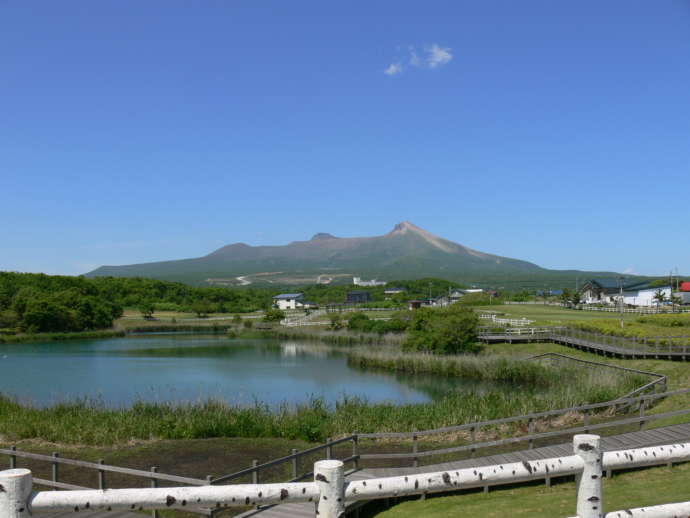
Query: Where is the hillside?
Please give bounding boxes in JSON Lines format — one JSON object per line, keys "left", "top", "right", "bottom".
{"left": 85, "top": 222, "right": 616, "bottom": 287}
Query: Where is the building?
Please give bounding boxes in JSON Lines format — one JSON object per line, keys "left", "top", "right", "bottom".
{"left": 580, "top": 279, "right": 673, "bottom": 307}
{"left": 674, "top": 292, "right": 690, "bottom": 304}
{"left": 353, "top": 277, "right": 386, "bottom": 287}
{"left": 346, "top": 290, "right": 371, "bottom": 304}
{"left": 676, "top": 282, "right": 690, "bottom": 304}
{"left": 272, "top": 293, "right": 317, "bottom": 310}
{"left": 384, "top": 287, "right": 406, "bottom": 295}
{"left": 448, "top": 289, "right": 466, "bottom": 301}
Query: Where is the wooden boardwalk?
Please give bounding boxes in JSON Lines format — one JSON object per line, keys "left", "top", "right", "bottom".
{"left": 480, "top": 331, "right": 690, "bottom": 361}
{"left": 235, "top": 422, "right": 690, "bottom": 518}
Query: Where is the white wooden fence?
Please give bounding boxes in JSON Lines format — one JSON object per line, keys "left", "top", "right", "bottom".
{"left": 3, "top": 435, "right": 690, "bottom": 518}
{"left": 478, "top": 313, "right": 535, "bottom": 326}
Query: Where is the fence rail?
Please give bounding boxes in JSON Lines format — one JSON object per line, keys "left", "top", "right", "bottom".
{"left": 478, "top": 314, "right": 535, "bottom": 326}
{"left": 357, "top": 388, "right": 690, "bottom": 465}
{"left": 527, "top": 352, "right": 668, "bottom": 399}
{"left": 4, "top": 435, "right": 690, "bottom": 518}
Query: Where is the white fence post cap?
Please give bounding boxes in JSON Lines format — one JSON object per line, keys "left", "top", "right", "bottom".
{"left": 0, "top": 469, "right": 31, "bottom": 478}
{"left": 314, "top": 460, "right": 344, "bottom": 470}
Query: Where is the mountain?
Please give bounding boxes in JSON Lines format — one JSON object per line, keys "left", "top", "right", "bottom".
{"left": 85, "top": 222, "right": 614, "bottom": 287}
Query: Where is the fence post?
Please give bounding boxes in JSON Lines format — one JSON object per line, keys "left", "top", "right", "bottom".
{"left": 252, "top": 460, "right": 259, "bottom": 484}
{"left": 98, "top": 459, "right": 106, "bottom": 490}
{"left": 314, "top": 460, "right": 345, "bottom": 518}
{"left": 326, "top": 438, "right": 333, "bottom": 460}
{"left": 291, "top": 449, "right": 299, "bottom": 480}
{"left": 412, "top": 433, "right": 419, "bottom": 468}
{"left": 583, "top": 409, "right": 590, "bottom": 434}
{"left": 150, "top": 467, "right": 159, "bottom": 518}
{"left": 9, "top": 446, "right": 16, "bottom": 469}
{"left": 51, "top": 452, "right": 59, "bottom": 490}
{"left": 352, "top": 434, "right": 359, "bottom": 471}
{"left": 528, "top": 418, "right": 535, "bottom": 449}
{"left": 639, "top": 403, "right": 646, "bottom": 430}
{"left": 574, "top": 434, "right": 603, "bottom": 518}
{"left": 0, "top": 469, "right": 33, "bottom": 518}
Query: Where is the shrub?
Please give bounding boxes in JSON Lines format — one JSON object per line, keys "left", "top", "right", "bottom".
{"left": 263, "top": 308, "right": 286, "bottom": 322}
{"left": 404, "top": 305, "right": 479, "bottom": 354}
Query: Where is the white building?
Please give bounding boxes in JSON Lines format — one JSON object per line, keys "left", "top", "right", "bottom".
{"left": 272, "top": 293, "right": 307, "bottom": 310}
{"left": 353, "top": 277, "right": 386, "bottom": 287}
{"left": 580, "top": 279, "right": 673, "bottom": 307}
{"left": 621, "top": 286, "right": 672, "bottom": 307}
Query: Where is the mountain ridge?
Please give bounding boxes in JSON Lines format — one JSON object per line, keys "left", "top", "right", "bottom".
{"left": 85, "top": 222, "right": 617, "bottom": 286}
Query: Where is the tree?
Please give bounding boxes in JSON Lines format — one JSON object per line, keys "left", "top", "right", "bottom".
{"left": 22, "top": 298, "right": 74, "bottom": 333}
{"left": 232, "top": 314, "right": 242, "bottom": 326}
{"left": 138, "top": 301, "right": 155, "bottom": 319}
{"left": 0, "top": 309, "right": 19, "bottom": 329}
{"left": 653, "top": 289, "right": 668, "bottom": 307}
{"left": 570, "top": 291, "right": 582, "bottom": 307}
{"left": 403, "top": 305, "right": 479, "bottom": 354}
{"left": 263, "top": 308, "right": 286, "bottom": 322}
{"left": 191, "top": 300, "right": 214, "bottom": 318}
{"left": 670, "top": 294, "right": 683, "bottom": 311}
{"left": 328, "top": 313, "right": 343, "bottom": 330}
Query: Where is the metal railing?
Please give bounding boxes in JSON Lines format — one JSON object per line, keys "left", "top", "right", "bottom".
{"left": 357, "top": 388, "right": 689, "bottom": 465}
{"left": 4, "top": 435, "right": 690, "bottom": 518}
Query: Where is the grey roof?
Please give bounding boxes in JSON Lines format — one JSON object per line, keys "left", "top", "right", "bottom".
{"left": 273, "top": 293, "right": 304, "bottom": 299}
{"left": 583, "top": 279, "right": 673, "bottom": 294}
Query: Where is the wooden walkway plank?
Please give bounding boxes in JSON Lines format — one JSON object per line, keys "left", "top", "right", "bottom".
{"left": 233, "top": 422, "right": 690, "bottom": 518}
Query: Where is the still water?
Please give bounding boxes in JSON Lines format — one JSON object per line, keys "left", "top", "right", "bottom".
{"left": 0, "top": 335, "right": 506, "bottom": 407}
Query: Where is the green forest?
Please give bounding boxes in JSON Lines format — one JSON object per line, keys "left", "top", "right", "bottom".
{"left": 0, "top": 272, "right": 474, "bottom": 334}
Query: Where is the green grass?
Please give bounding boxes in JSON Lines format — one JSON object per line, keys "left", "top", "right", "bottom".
{"left": 370, "top": 462, "right": 690, "bottom": 518}
{"left": 481, "top": 341, "right": 690, "bottom": 426}
{"left": 0, "top": 346, "right": 645, "bottom": 445}
{"left": 571, "top": 315, "right": 690, "bottom": 345}
{"left": 348, "top": 349, "right": 650, "bottom": 388}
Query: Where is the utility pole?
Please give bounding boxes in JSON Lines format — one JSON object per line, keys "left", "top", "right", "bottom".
{"left": 618, "top": 276, "right": 625, "bottom": 329}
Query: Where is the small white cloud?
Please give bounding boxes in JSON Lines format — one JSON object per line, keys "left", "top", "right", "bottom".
{"left": 426, "top": 43, "right": 452, "bottom": 68}
{"left": 408, "top": 46, "right": 422, "bottom": 67}
{"left": 384, "top": 62, "right": 403, "bottom": 76}
{"left": 384, "top": 43, "right": 453, "bottom": 76}
{"left": 623, "top": 267, "right": 639, "bottom": 275}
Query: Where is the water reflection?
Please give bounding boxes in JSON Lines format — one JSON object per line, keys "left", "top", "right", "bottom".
{"left": 0, "top": 335, "right": 527, "bottom": 408}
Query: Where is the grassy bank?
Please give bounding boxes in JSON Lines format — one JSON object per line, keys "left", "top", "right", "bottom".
{"left": 126, "top": 323, "right": 237, "bottom": 333}
{"left": 0, "top": 329, "right": 125, "bottom": 344}
{"left": 347, "top": 350, "right": 650, "bottom": 389}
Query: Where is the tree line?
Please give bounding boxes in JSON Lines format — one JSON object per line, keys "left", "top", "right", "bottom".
{"left": 0, "top": 272, "right": 274, "bottom": 333}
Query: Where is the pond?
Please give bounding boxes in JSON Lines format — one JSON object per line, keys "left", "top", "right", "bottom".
{"left": 0, "top": 334, "right": 518, "bottom": 407}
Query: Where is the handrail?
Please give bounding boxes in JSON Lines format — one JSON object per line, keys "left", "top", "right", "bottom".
{"left": 211, "top": 435, "right": 357, "bottom": 484}
{"left": 0, "top": 449, "right": 208, "bottom": 486}
{"left": 358, "top": 387, "right": 690, "bottom": 439}
{"left": 6, "top": 437, "right": 690, "bottom": 518}
{"left": 360, "top": 405, "right": 690, "bottom": 460}
{"left": 527, "top": 352, "right": 668, "bottom": 399}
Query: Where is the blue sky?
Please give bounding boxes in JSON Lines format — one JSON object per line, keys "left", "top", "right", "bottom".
{"left": 2, "top": 1, "right": 689, "bottom": 277}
